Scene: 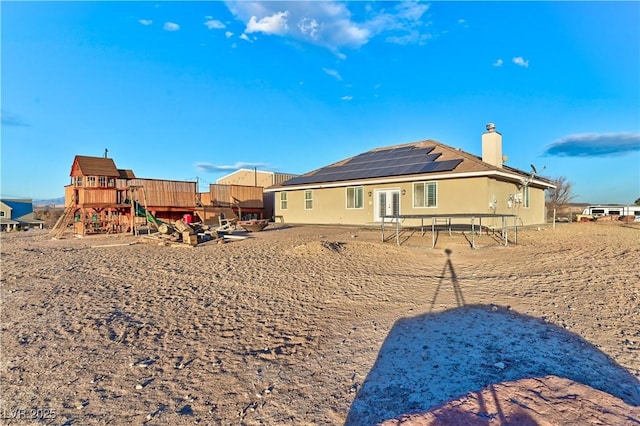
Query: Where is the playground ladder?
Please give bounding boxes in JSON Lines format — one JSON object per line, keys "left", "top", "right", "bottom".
{"left": 51, "top": 206, "right": 75, "bottom": 239}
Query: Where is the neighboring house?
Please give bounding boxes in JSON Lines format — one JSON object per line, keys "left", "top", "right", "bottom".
{"left": 0, "top": 199, "right": 45, "bottom": 231}
{"left": 265, "top": 124, "right": 556, "bottom": 227}
{"left": 216, "top": 169, "right": 298, "bottom": 220}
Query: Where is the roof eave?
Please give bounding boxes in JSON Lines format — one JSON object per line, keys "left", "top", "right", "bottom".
{"left": 264, "top": 170, "right": 557, "bottom": 192}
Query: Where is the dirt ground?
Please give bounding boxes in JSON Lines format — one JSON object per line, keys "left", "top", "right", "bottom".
{"left": 1, "top": 221, "right": 639, "bottom": 425}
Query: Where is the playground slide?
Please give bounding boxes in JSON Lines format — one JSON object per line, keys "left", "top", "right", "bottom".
{"left": 124, "top": 199, "right": 165, "bottom": 226}
{"left": 135, "top": 202, "right": 165, "bottom": 226}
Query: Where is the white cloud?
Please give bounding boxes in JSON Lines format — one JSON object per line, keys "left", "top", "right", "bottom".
{"left": 195, "top": 161, "right": 269, "bottom": 173}
{"left": 163, "top": 22, "right": 180, "bottom": 31}
{"left": 322, "top": 68, "right": 342, "bottom": 81}
{"left": 239, "top": 33, "right": 251, "bottom": 42}
{"left": 341, "top": 95, "right": 353, "bottom": 101}
{"left": 225, "top": 2, "right": 433, "bottom": 57}
{"left": 513, "top": 56, "right": 529, "bottom": 67}
{"left": 298, "top": 17, "right": 320, "bottom": 39}
{"left": 138, "top": 19, "right": 153, "bottom": 26}
{"left": 204, "top": 19, "right": 225, "bottom": 30}
{"left": 225, "top": 31, "right": 234, "bottom": 38}
{"left": 493, "top": 58, "right": 504, "bottom": 67}
{"left": 394, "top": 2, "right": 430, "bottom": 21}
{"left": 365, "top": 2, "right": 430, "bottom": 44}
{"left": 246, "top": 11, "right": 289, "bottom": 35}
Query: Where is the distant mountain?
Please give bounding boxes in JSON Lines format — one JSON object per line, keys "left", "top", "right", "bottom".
{"left": 33, "top": 197, "right": 65, "bottom": 207}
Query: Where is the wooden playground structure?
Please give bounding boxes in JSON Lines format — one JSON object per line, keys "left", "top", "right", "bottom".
{"left": 51, "top": 155, "right": 269, "bottom": 239}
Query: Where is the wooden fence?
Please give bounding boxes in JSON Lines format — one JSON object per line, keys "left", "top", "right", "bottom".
{"left": 208, "top": 184, "right": 263, "bottom": 209}
{"left": 128, "top": 178, "right": 197, "bottom": 208}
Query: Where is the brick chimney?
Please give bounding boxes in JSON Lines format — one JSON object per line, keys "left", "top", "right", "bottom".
{"left": 482, "top": 122, "right": 503, "bottom": 168}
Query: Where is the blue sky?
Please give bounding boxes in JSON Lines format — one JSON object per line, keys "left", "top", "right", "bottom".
{"left": 2, "top": 1, "right": 639, "bottom": 204}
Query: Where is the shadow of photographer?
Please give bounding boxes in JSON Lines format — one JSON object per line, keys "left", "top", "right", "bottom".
{"left": 429, "top": 248, "right": 464, "bottom": 312}
{"left": 345, "top": 251, "right": 640, "bottom": 425}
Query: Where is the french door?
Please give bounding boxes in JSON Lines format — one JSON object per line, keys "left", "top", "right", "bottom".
{"left": 374, "top": 189, "right": 400, "bottom": 222}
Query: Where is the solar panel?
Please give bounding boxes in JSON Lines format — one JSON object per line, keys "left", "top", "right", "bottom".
{"left": 281, "top": 146, "right": 462, "bottom": 186}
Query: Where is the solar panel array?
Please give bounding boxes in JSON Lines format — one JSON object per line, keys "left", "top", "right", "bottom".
{"left": 282, "top": 145, "right": 463, "bottom": 186}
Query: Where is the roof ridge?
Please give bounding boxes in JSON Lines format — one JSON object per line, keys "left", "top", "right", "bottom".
{"left": 428, "top": 139, "right": 496, "bottom": 170}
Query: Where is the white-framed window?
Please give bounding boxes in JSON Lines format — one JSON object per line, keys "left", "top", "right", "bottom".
{"left": 108, "top": 178, "right": 116, "bottom": 188}
{"left": 304, "top": 190, "right": 313, "bottom": 210}
{"left": 73, "top": 176, "right": 83, "bottom": 187}
{"left": 87, "top": 176, "right": 96, "bottom": 187}
{"left": 523, "top": 186, "right": 530, "bottom": 208}
{"left": 413, "top": 181, "right": 437, "bottom": 208}
{"left": 280, "top": 192, "right": 288, "bottom": 210}
{"left": 346, "top": 186, "right": 364, "bottom": 209}
{"left": 0, "top": 211, "right": 5, "bottom": 217}
{"left": 99, "top": 176, "right": 108, "bottom": 187}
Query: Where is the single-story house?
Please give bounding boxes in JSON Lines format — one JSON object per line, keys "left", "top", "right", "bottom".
{"left": 265, "top": 124, "right": 556, "bottom": 228}
{"left": 0, "top": 198, "right": 45, "bottom": 231}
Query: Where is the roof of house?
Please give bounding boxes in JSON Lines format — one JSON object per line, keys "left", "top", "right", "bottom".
{"left": 72, "top": 156, "right": 120, "bottom": 177}
{"left": 272, "top": 140, "right": 555, "bottom": 190}
{"left": 1, "top": 199, "right": 33, "bottom": 218}
{"left": 118, "top": 169, "right": 136, "bottom": 179}
{"left": 0, "top": 218, "right": 20, "bottom": 225}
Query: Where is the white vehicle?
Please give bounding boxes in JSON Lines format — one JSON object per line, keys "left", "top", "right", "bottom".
{"left": 578, "top": 205, "right": 640, "bottom": 221}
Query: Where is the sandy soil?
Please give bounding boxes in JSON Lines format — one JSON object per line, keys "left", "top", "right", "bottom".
{"left": 1, "top": 221, "right": 639, "bottom": 425}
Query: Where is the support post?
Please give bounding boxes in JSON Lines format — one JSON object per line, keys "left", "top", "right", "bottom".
{"left": 432, "top": 217, "right": 436, "bottom": 249}
{"left": 503, "top": 216, "right": 508, "bottom": 246}
{"left": 130, "top": 188, "right": 135, "bottom": 236}
{"left": 471, "top": 217, "right": 476, "bottom": 249}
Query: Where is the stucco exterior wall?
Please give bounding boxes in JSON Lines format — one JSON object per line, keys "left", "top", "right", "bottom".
{"left": 217, "top": 170, "right": 274, "bottom": 188}
{"left": 274, "top": 177, "right": 548, "bottom": 227}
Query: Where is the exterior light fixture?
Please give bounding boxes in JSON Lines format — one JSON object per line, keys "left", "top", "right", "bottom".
{"left": 401, "top": 189, "right": 406, "bottom": 195}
